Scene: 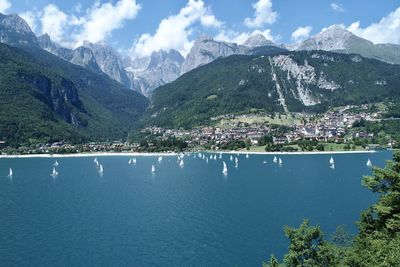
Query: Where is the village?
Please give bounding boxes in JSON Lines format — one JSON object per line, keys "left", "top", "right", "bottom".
{"left": 0, "top": 104, "right": 391, "bottom": 154}
{"left": 140, "top": 104, "right": 387, "bottom": 151}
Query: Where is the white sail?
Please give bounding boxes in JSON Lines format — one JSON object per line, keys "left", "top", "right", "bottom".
{"left": 8, "top": 168, "right": 13, "bottom": 177}
{"left": 213, "top": 155, "right": 217, "bottom": 160}
{"left": 128, "top": 158, "right": 132, "bottom": 164}
{"left": 222, "top": 161, "right": 228, "bottom": 175}
{"left": 158, "top": 156, "right": 163, "bottom": 163}
{"left": 209, "top": 155, "right": 213, "bottom": 160}
{"left": 330, "top": 163, "right": 335, "bottom": 169}
{"left": 246, "top": 154, "right": 249, "bottom": 158}
{"left": 206, "top": 158, "right": 209, "bottom": 164}
{"left": 279, "top": 158, "right": 283, "bottom": 165}
{"left": 329, "top": 157, "right": 334, "bottom": 165}
{"left": 230, "top": 155, "right": 233, "bottom": 161}
{"left": 51, "top": 167, "right": 58, "bottom": 177}
{"left": 273, "top": 156, "right": 277, "bottom": 163}
{"left": 54, "top": 160, "right": 59, "bottom": 167}
{"left": 235, "top": 157, "right": 239, "bottom": 164}
{"left": 235, "top": 161, "right": 238, "bottom": 168}
{"left": 366, "top": 159, "right": 372, "bottom": 167}
{"left": 99, "top": 164, "right": 103, "bottom": 174}
{"left": 94, "top": 158, "right": 98, "bottom": 164}
{"left": 132, "top": 158, "right": 137, "bottom": 164}
{"left": 219, "top": 153, "right": 222, "bottom": 159}
{"left": 179, "top": 159, "right": 184, "bottom": 167}
{"left": 151, "top": 164, "right": 155, "bottom": 173}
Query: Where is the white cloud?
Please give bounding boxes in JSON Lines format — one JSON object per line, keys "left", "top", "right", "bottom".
{"left": 74, "top": 0, "right": 141, "bottom": 46}
{"left": 330, "top": 2, "right": 345, "bottom": 12}
{"left": 40, "top": 4, "right": 68, "bottom": 45}
{"left": 21, "top": 0, "right": 140, "bottom": 48}
{"left": 19, "top": 11, "right": 38, "bottom": 32}
{"left": 0, "top": 0, "right": 11, "bottom": 13}
{"left": 215, "top": 29, "right": 277, "bottom": 45}
{"left": 291, "top": 26, "right": 312, "bottom": 43}
{"left": 346, "top": 6, "right": 400, "bottom": 44}
{"left": 132, "top": 0, "right": 222, "bottom": 57}
{"left": 244, "top": 0, "right": 278, "bottom": 28}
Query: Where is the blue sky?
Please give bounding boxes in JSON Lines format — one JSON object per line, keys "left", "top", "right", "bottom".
{"left": 3, "top": 0, "right": 400, "bottom": 57}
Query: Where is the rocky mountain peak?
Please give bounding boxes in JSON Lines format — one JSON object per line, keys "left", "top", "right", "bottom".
{"left": 243, "top": 33, "right": 275, "bottom": 47}
{"left": 0, "top": 13, "right": 38, "bottom": 46}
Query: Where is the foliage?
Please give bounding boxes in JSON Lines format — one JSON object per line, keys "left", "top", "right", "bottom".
{"left": 0, "top": 43, "right": 148, "bottom": 147}
{"left": 145, "top": 51, "right": 400, "bottom": 129}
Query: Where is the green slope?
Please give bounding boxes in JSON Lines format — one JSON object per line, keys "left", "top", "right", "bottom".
{"left": 146, "top": 51, "right": 400, "bottom": 128}
{"left": 0, "top": 43, "right": 149, "bottom": 147}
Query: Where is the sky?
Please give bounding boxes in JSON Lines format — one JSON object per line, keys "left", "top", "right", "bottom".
{"left": 2, "top": 0, "right": 400, "bottom": 57}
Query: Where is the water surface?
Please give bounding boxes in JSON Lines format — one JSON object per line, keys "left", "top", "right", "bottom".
{"left": 0, "top": 151, "right": 391, "bottom": 266}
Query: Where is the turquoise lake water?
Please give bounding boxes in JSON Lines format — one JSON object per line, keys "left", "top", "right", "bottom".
{"left": 0, "top": 151, "right": 392, "bottom": 266}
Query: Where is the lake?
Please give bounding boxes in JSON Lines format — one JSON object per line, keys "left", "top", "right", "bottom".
{"left": 0, "top": 151, "right": 392, "bottom": 266}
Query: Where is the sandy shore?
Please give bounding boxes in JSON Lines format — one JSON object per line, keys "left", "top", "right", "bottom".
{"left": 0, "top": 150, "right": 378, "bottom": 158}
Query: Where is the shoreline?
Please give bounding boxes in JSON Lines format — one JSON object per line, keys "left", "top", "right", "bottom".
{"left": 0, "top": 150, "right": 379, "bottom": 159}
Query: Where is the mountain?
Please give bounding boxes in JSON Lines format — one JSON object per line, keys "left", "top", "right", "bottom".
{"left": 82, "top": 41, "right": 131, "bottom": 88}
{"left": 181, "top": 35, "right": 282, "bottom": 74}
{"left": 146, "top": 51, "right": 400, "bottom": 128}
{"left": 242, "top": 33, "right": 275, "bottom": 47}
{"left": 181, "top": 36, "right": 248, "bottom": 74}
{"left": 127, "top": 49, "right": 184, "bottom": 97}
{"left": 0, "top": 43, "right": 149, "bottom": 146}
{"left": 294, "top": 25, "right": 400, "bottom": 65}
{"left": 0, "top": 13, "right": 38, "bottom": 46}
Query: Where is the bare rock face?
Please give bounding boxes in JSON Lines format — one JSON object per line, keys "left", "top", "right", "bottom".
{"left": 0, "top": 13, "right": 38, "bottom": 46}
{"left": 82, "top": 42, "right": 131, "bottom": 89}
{"left": 181, "top": 36, "right": 248, "bottom": 74}
{"left": 127, "top": 49, "right": 184, "bottom": 97}
{"left": 242, "top": 33, "right": 275, "bottom": 48}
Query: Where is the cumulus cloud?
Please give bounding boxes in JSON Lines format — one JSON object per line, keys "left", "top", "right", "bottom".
{"left": 74, "top": 0, "right": 141, "bottom": 46}
{"left": 215, "top": 29, "right": 277, "bottom": 45}
{"left": 291, "top": 26, "right": 312, "bottom": 43}
{"left": 346, "top": 6, "right": 400, "bottom": 44}
{"left": 244, "top": 0, "right": 278, "bottom": 28}
{"left": 132, "top": 0, "right": 222, "bottom": 57}
{"left": 0, "top": 0, "right": 10, "bottom": 13}
{"left": 40, "top": 4, "right": 68, "bottom": 44}
{"left": 20, "top": 0, "right": 141, "bottom": 48}
{"left": 330, "top": 3, "right": 345, "bottom": 12}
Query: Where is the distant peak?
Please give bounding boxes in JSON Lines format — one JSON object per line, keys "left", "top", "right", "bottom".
{"left": 243, "top": 33, "right": 274, "bottom": 47}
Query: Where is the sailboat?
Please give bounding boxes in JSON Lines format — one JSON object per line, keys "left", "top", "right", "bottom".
{"left": 222, "top": 161, "right": 228, "bottom": 175}
{"left": 246, "top": 154, "right": 249, "bottom": 159}
{"left": 8, "top": 168, "right": 13, "bottom": 178}
{"left": 235, "top": 157, "right": 239, "bottom": 164}
{"left": 213, "top": 155, "right": 217, "bottom": 160}
{"left": 132, "top": 158, "right": 137, "bottom": 164}
{"left": 158, "top": 156, "right": 163, "bottom": 163}
{"left": 94, "top": 157, "right": 98, "bottom": 164}
{"left": 179, "top": 159, "right": 184, "bottom": 167}
{"left": 206, "top": 158, "right": 209, "bottom": 164}
{"left": 273, "top": 156, "right": 278, "bottom": 163}
{"left": 366, "top": 159, "right": 372, "bottom": 167}
{"left": 235, "top": 159, "right": 239, "bottom": 168}
{"left": 99, "top": 164, "right": 104, "bottom": 175}
{"left": 51, "top": 167, "right": 58, "bottom": 177}
{"left": 278, "top": 158, "right": 283, "bottom": 165}
{"left": 54, "top": 160, "right": 59, "bottom": 167}
{"left": 330, "top": 163, "right": 335, "bottom": 169}
{"left": 128, "top": 158, "right": 132, "bottom": 164}
{"left": 219, "top": 153, "right": 222, "bottom": 159}
{"left": 151, "top": 164, "right": 155, "bottom": 173}
{"left": 230, "top": 155, "right": 233, "bottom": 161}
{"left": 329, "top": 156, "right": 335, "bottom": 165}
